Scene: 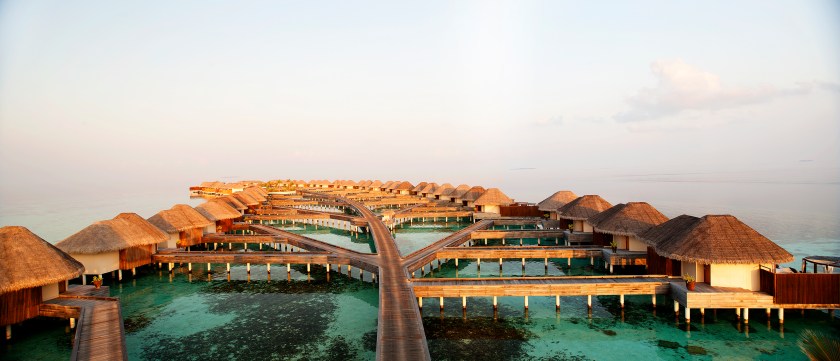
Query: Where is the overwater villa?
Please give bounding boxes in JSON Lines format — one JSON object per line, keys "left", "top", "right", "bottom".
{"left": 195, "top": 200, "right": 242, "bottom": 233}
{"left": 213, "top": 195, "right": 248, "bottom": 216}
{"left": 392, "top": 181, "right": 414, "bottom": 195}
{"left": 537, "top": 190, "right": 578, "bottom": 220}
{"left": 369, "top": 180, "right": 384, "bottom": 191}
{"left": 418, "top": 182, "right": 438, "bottom": 198}
{"left": 473, "top": 188, "right": 514, "bottom": 214}
{"left": 410, "top": 182, "right": 428, "bottom": 196}
{"left": 588, "top": 202, "right": 669, "bottom": 251}
{"left": 432, "top": 183, "right": 454, "bottom": 200}
{"left": 56, "top": 213, "right": 168, "bottom": 283}
{"left": 556, "top": 195, "right": 613, "bottom": 232}
{"left": 146, "top": 204, "right": 213, "bottom": 250}
{"left": 232, "top": 191, "right": 261, "bottom": 213}
{"left": 1, "top": 226, "right": 84, "bottom": 340}
{"left": 459, "top": 186, "right": 486, "bottom": 207}
{"left": 446, "top": 184, "right": 471, "bottom": 203}
{"left": 642, "top": 214, "right": 792, "bottom": 290}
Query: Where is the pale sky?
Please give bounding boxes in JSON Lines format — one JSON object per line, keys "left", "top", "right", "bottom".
{"left": 1, "top": 0, "right": 838, "bottom": 204}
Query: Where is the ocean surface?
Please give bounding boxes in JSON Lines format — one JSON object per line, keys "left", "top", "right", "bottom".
{"left": 1, "top": 180, "right": 838, "bottom": 360}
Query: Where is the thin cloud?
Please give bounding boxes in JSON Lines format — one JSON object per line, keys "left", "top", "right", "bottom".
{"left": 615, "top": 59, "right": 810, "bottom": 123}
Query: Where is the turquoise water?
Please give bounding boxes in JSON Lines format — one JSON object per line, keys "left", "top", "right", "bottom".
{"left": 118, "top": 265, "right": 379, "bottom": 360}
{"left": 423, "top": 294, "right": 839, "bottom": 360}
{"left": 392, "top": 220, "right": 471, "bottom": 256}
{"left": 270, "top": 223, "right": 377, "bottom": 253}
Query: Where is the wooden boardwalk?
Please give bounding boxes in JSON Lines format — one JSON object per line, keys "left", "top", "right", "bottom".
{"left": 434, "top": 246, "right": 603, "bottom": 260}
{"left": 335, "top": 195, "right": 432, "bottom": 361}
{"left": 42, "top": 286, "right": 127, "bottom": 361}
{"left": 412, "top": 276, "right": 674, "bottom": 298}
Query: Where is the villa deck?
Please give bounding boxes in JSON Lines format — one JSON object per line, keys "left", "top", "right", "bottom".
{"left": 412, "top": 275, "right": 674, "bottom": 298}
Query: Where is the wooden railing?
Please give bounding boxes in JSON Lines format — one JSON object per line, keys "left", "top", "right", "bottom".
{"left": 759, "top": 269, "right": 775, "bottom": 295}
{"left": 773, "top": 272, "right": 840, "bottom": 305}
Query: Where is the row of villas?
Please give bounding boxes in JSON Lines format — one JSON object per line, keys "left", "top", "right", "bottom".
{"left": 535, "top": 191, "right": 838, "bottom": 307}
{"left": 0, "top": 186, "right": 269, "bottom": 339}
{"left": 300, "top": 180, "right": 837, "bottom": 307}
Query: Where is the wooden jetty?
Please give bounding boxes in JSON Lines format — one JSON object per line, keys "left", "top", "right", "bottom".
{"left": 40, "top": 286, "right": 127, "bottom": 361}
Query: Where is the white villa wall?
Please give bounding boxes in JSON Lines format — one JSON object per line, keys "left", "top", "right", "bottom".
{"left": 41, "top": 283, "right": 59, "bottom": 301}
{"left": 72, "top": 251, "right": 119, "bottom": 275}
{"left": 583, "top": 221, "right": 593, "bottom": 232}
{"left": 483, "top": 205, "right": 501, "bottom": 214}
{"left": 681, "top": 261, "right": 704, "bottom": 283}
{"left": 204, "top": 224, "right": 215, "bottom": 235}
{"left": 711, "top": 264, "right": 760, "bottom": 291}
{"left": 157, "top": 232, "right": 179, "bottom": 250}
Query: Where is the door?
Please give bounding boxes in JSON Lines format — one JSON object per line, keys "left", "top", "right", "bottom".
{"left": 703, "top": 264, "right": 711, "bottom": 284}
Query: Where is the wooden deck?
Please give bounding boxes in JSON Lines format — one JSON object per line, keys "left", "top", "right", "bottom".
{"left": 600, "top": 249, "right": 648, "bottom": 266}
{"left": 412, "top": 276, "right": 674, "bottom": 298}
{"left": 671, "top": 282, "right": 776, "bottom": 309}
{"left": 41, "top": 286, "right": 127, "bottom": 361}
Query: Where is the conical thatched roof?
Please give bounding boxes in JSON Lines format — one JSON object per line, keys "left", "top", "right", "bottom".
{"left": 640, "top": 215, "right": 793, "bottom": 264}
{"left": 370, "top": 180, "right": 383, "bottom": 188}
{"left": 1, "top": 226, "right": 84, "bottom": 294}
{"left": 217, "top": 195, "right": 247, "bottom": 211}
{"left": 474, "top": 188, "right": 513, "bottom": 206}
{"left": 246, "top": 186, "right": 268, "bottom": 197}
{"left": 461, "top": 186, "right": 486, "bottom": 202}
{"left": 588, "top": 202, "right": 668, "bottom": 237}
{"left": 537, "top": 191, "right": 578, "bottom": 211}
{"left": 242, "top": 187, "right": 267, "bottom": 201}
{"left": 449, "top": 184, "right": 471, "bottom": 199}
{"left": 147, "top": 204, "right": 213, "bottom": 233}
{"left": 433, "top": 183, "right": 454, "bottom": 196}
{"left": 439, "top": 186, "right": 459, "bottom": 198}
{"left": 196, "top": 201, "right": 241, "bottom": 221}
{"left": 419, "top": 183, "right": 438, "bottom": 195}
{"left": 411, "top": 182, "right": 429, "bottom": 193}
{"left": 233, "top": 192, "right": 260, "bottom": 206}
{"left": 394, "top": 181, "right": 414, "bottom": 191}
{"left": 382, "top": 181, "right": 396, "bottom": 190}
{"left": 57, "top": 213, "right": 169, "bottom": 254}
{"left": 557, "top": 195, "right": 613, "bottom": 221}
{"left": 114, "top": 213, "right": 169, "bottom": 241}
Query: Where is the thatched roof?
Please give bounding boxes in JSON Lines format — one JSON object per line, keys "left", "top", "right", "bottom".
{"left": 557, "top": 195, "right": 613, "bottom": 221}
{"left": 394, "top": 181, "right": 414, "bottom": 191}
{"left": 242, "top": 187, "right": 267, "bottom": 201}
{"left": 232, "top": 192, "right": 260, "bottom": 206}
{"left": 382, "top": 181, "right": 396, "bottom": 190}
{"left": 461, "top": 186, "right": 486, "bottom": 202}
{"left": 419, "top": 183, "right": 438, "bottom": 195}
{"left": 588, "top": 202, "right": 668, "bottom": 237}
{"left": 246, "top": 186, "right": 268, "bottom": 197}
{"left": 474, "top": 188, "right": 513, "bottom": 206}
{"left": 196, "top": 201, "right": 241, "bottom": 221}
{"left": 1, "top": 226, "right": 84, "bottom": 294}
{"left": 147, "top": 204, "right": 213, "bottom": 233}
{"left": 448, "top": 184, "right": 471, "bottom": 199}
{"left": 640, "top": 215, "right": 793, "bottom": 264}
{"left": 411, "top": 182, "right": 429, "bottom": 193}
{"left": 537, "top": 191, "right": 578, "bottom": 211}
{"left": 57, "top": 213, "right": 169, "bottom": 254}
{"left": 439, "top": 186, "right": 459, "bottom": 198}
{"left": 216, "top": 195, "right": 247, "bottom": 211}
{"left": 433, "top": 183, "right": 454, "bottom": 196}
{"left": 370, "top": 180, "right": 383, "bottom": 188}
